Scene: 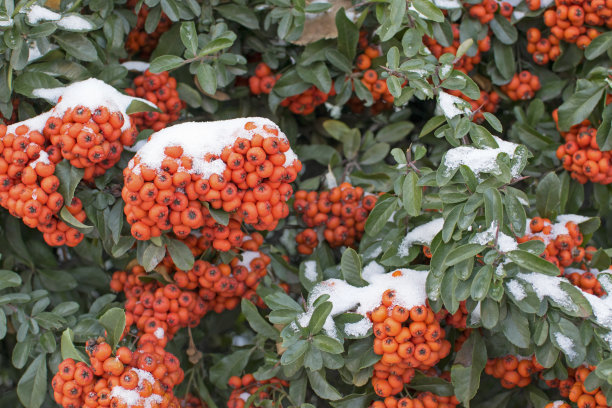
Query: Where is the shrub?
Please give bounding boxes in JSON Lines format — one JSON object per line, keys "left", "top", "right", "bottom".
{"left": 0, "top": 0, "right": 610, "bottom": 408}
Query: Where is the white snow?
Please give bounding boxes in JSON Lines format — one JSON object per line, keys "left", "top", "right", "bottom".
{"left": 7, "top": 112, "right": 52, "bottom": 133}
{"left": 237, "top": 251, "right": 261, "bottom": 271}
{"left": 29, "top": 151, "right": 50, "bottom": 168}
{"left": 470, "top": 302, "right": 481, "bottom": 325}
{"left": 0, "top": 17, "right": 13, "bottom": 27}
{"left": 506, "top": 280, "right": 526, "bottom": 300}
{"left": 239, "top": 393, "right": 251, "bottom": 402}
{"left": 33, "top": 78, "right": 155, "bottom": 132}
{"left": 434, "top": 0, "right": 462, "bottom": 8}
{"left": 130, "top": 118, "right": 297, "bottom": 178}
{"left": 297, "top": 268, "right": 428, "bottom": 338}
{"left": 443, "top": 136, "right": 521, "bottom": 179}
{"left": 109, "top": 368, "right": 162, "bottom": 408}
{"left": 438, "top": 91, "right": 470, "bottom": 119}
{"left": 362, "top": 261, "right": 385, "bottom": 280}
{"left": 153, "top": 327, "right": 164, "bottom": 339}
{"left": 344, "top": 317, "right": 374, "bottom": 337}
{"left": 57, "top": 15, "right": 94, "bottom": 31}
{"left": 121, "top": 61, "right": 151, "bottom": 72}
{"left": 470, "top": 221, "right": 517, "bottom": 252}
{"left": 26, "top": 5, "right": 60, "bottom": 23}
{"left": 303, "top": 260, "right": 318, "bottom": 282}
{"left": 515, "top": 273, "right": 578, "bottom": 313}
{"left": 398, "top": 218, "right": 444, "bottom": 257}
{"left": 554, "top": 332, "right": 576, "bottom": 359}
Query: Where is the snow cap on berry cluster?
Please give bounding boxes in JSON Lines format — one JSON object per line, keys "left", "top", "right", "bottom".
{"left": 129, "top": 117, "right": 298, "bottom": 178}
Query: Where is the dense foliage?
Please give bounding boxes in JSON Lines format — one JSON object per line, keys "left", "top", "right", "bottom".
{"left": 0, "top": 0, "right": 610, "bottom": 407}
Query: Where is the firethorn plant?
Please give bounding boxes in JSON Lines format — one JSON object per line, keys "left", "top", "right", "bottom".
{"left": 0, "top": 0, "right": 610, "bottom": 408}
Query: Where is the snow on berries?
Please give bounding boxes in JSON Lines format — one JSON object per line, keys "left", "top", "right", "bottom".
{"left": 293, "top": 183, "right": 378, "bottom": 254}
{"left": 122, "top": 118, "right": 301, "bottom": 242}
{"left": 125, "top": 70, "right": 184, "bottom": 132}
{"left": 52, "top": 337, "right": 183, "bottom": 408}
{"left": 0, "top": 78, "right": 149, "bottom": 246}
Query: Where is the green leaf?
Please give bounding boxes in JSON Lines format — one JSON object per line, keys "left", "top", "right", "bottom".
{"left": 179, "top": 21, "right": 198, "bottom": 54}
{"left": 17, "top": 353, "right": 47, "bottom": 408}
{"left": 445, "top": 244, "right": 485, "bottom": 266}
{"left": 241, "top": 299, "right": 279, "bottom": 339}
{"left": 55, "top": 160, "right": 84, "bottom": 205}
{"left": 341, "top": 248, "right": 365, "bottom": 287}
{"left": 557, "top": 84, "right": 605, "bottom": 131}
{"left": 199, "top": 37, "right": 235, "bottom": 56}
{"left": 0, "top": 269, "right": 21, "bottom": 290}
{"left": 484, "top": 187, "right": 503, "bottom": 227}
{"left": 585, "top": 32, "right": 612, "bottom": 60}
{"left": 489, "top": 14, "right": 517, "bottom": 45}
{"left": 336, "top": 8, "right": 359, "bottom": 61}
{"left": 149, "top": 55, "right": 185, "bottom": 73}
{"left": 139, "top": 241, "right": 166, "bottom": 271}
{"left": 471, "top": 265, "right": 493, "bottom": 301}
{"left": 307, "top": 369, "right": 342, "bottom": 400}
{"left": 412, "top": 0, "right": 445, "bottom": 22}
{"left": 308, "top": 301, "right": 333, "bottom": 335}
{"left": 98, "top": 307, "right": 126, "bottom": 349}
{"left": 297, "top": 61, "right": 332, "bottom": 93}
{"left": 312, "top": 335, "right": 344, "bottom": 354}
{"left": 536, "top": 172, "right": 560, "bottom": 220}
{"left": 409, "top": 371, "right": 454, "bottom": 395}
{"left": 365, "top": 195, "right": 398, "bottom": 236}
{"left": 208, "top": 206, "right": 229, "bottom": 226}
{"left": 60, "top": 207, "right": 93, "bottom": 232}
{"left": 361, "top": 143, "right": 390, "bottom": 165}
{"left": 420, "top": 115, "right": 446, "bottom": 137}
{"left": 210, "top": 348, "right": 254, "bottom": 388}
{"left": 403, "top": 172, "right": 422, "bottom": 217}
{"left": 451, "top": 331, "right": 487, "bottom": 407}
{"left": 126, "top": 99, "right": 160, "bottom": 114}
{"left": 196, "top": 63, "right": 217, "bottom": 95}
{"left": 281, "top": 340, "right": 308, "bottom": 365}
{"left": 164, "top": 237, "right": 194, "bottom": 271}
{"left": 377, "top": 121, "right": 415, "bottom": 143}
{"left": 215, "top": 4, "right": 259, "bottom": 29}
{"left": 54, "top": 33, "right": 97, "bottom": 61}
{"left": 596, "top": 102, "right": 612, "bottom": 151}
{"left": 503, "top": 305, "right": 530, "bottom": 348}
{"left": 325, "top": 49, "right": 353, "bottom": 73}
{"left": 507, "top": 250, "right": 559, "bottom": 276}
{"left": 60, "top": 328, "right": 88, "bottom": 363}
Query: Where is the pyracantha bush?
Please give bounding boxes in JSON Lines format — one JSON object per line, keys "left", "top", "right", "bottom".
{"left": 0, "top": 1, "right": 610, "bottom": 408}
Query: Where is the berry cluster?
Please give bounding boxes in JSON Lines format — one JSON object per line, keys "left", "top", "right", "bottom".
{"left": 52, "top": 337, "right": 183, "bottom": 408}
{"left": 370, "top": 391, "right": 460, "bottom": 408}
{"left": 0, "top": 123, "right": 86, "bottom": 247}
{"left": 467, "top": 0, "right": 514, "bottom": 24}
{"left": 179, "top": 394, "right": 206, "bottom": 408}
{"left": 122, "top": 118, "right": 300, "bottom": 242}
{"left": 293, "top": 184, "right": 378, "bottom": 254}
{"left": 500, "top": 71, "right": 541, "bottom": 101}
{"left": 227, "top": 374, "right": 289, "bottom": 408}
{"left": 370, "top": 290, "right": 451, "bottom": 398}
{"left": 554, "top": 116, "right": 611, "bottom": 185}
{"left": 125, "top": 1, "right": 172, "bottom": 58}
{"left": 126, "top": 70, "right": 184, "bottom": 132}
{"left": 565, "top": 265, "right": 606, "bottom": 296}
{"left": 444, "top": 89, "right": 499, "bottom": 123}
{"left": 248, "top": 63, "right": 331, "bottom": 115}
{"left": 551, "top": 365, "right": 609, "bottom": 407}
{"left": 517, "top": 217, "right": 584, "bottom": 273}
{"left": 484, "top": 355, "right": 544, "bottom": 388}
{"left": 44, "top": 104, "right": 138, "bottom": 181}
{"left": 424, "top": 25, "right": 491, "bottom": 74}
{"left": 528, "top": 0, "right": 610, "bottom": 64}
{"left": 438, "top": 301, "right": 469, "bottom": 329}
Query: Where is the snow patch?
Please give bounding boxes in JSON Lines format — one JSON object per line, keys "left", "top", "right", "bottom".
{"left": 57, "top": 15, "right": 94, "bottom": 31}
{"left": 26, "top": 5, "right": 60, "bottom": 23}
{"left": 122, "top": 61, "right": 151, "bottom": 72}
{"left": 303, "top": 260, "right": 318, "bottom": 282}
{"left": 130, "top": 118, "right": 297, "bottom": 178}
{"left": 398, "top": 218, "right": 444, "bottom": 257}
{"left": 297, "top": 268, "right": 428, "bottom": 338}
{"left": 554, "top": 332, "right": 576, "bottom": 359}
{"left": 506, "top": 280, "right": 526, "bottom": 300}
{"left": 438, "top": 91, "right": 470, "bottom": 119}
{"left": 443, "top": 137, "right": 521, "bottom": 179}
{"left": 109, "top": 368, "right": 162, "bottom": 408}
